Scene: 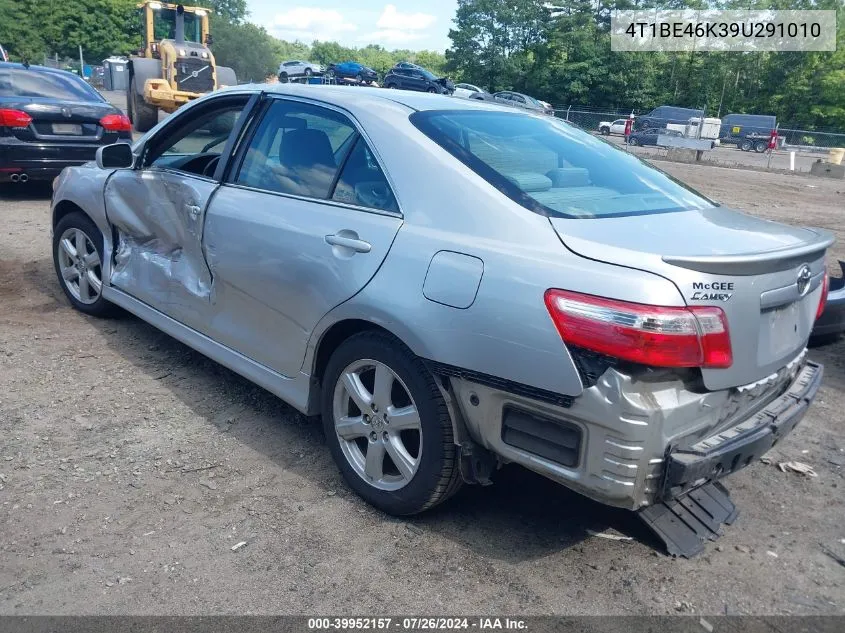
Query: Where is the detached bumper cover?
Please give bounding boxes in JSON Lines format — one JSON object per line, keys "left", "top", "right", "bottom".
{"left": 663, "top": 360, "right": 822, "bottom": 498}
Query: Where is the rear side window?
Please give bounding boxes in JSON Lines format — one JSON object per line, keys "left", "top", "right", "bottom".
{"left": 332, "top": 137, "right": 398, "bottom": 213}
{"left": 0, "top": 68, "right": 104, "bottom": 101}
{"left": 411, "top": 110, "right": 713, "bottom": 219}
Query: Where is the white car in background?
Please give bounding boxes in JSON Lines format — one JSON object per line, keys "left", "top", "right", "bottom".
{"left": 278, "top": 60, "right": 323, "bottom": 79}
{"left": 598, "top": 119, "right": 630, "bottom": 135}
{"left": 452, "top": 83, "right": 485, "bottom": 99}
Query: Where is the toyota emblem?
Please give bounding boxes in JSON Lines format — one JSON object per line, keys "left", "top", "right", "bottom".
{"left": 797, "top": 264, "right": 812, "bottom": 296}
{"left": 61, "top": 107, "right": 72, "bottom": 118}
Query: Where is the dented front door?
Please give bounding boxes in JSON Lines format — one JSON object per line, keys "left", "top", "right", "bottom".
{"left": 105, "top": 168, "right": 217, "bottom": 328}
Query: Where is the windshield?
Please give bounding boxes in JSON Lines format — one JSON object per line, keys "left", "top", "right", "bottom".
{"left": 420, "top": 69, "right": 437, "bottom": 80}
{"left": 0, "top": 68, "right": 104, "bottom": 101}
{"left": 411, "top": 110, "right": 714, "bottom": 219}
{"left": 154, "top": 8, "right": 202, "bottom": 42}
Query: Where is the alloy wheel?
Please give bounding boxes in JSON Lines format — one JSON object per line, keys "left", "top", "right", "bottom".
{"left": 332, "top": 359, "right": 422, "bottom": 491}
{"left": 57, "top": 227, "right": 102, "bottom": 305}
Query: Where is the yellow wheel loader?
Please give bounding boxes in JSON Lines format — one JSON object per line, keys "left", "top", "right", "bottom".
{"left": 127, "top": 1, "right": 237, "bottom": 132}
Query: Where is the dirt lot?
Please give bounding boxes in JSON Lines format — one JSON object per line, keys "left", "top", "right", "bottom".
{"left": 1, "top": 163, "right": 844, "bottom": 616}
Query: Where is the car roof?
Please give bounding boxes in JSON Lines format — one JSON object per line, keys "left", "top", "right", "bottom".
{"left": 0, "top": 61, "right": 74, "bottom": 76}
{"left": 231, "top": 83, "right": 513, "bottom": 116}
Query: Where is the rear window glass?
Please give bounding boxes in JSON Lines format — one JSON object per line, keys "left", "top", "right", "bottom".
{"left": 0, "top": 68, "right": 104, "bottom": 102}
{"left": 411, "top": 110, "right": 714, "bottom": 219}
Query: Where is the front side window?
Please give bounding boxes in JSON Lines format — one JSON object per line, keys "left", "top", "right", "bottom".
{"left": 411, "top": 110, "right": 713, "bottom": 219}
{"left": 146, "top": 98, "right": 248, "bottom": 176}
{"left": 236, "top": 100, "right": 356, "bottom": 199}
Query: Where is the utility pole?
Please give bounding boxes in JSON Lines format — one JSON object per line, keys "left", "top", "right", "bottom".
{"left": 79, "top": 45, "right": 84, "bottom": 78}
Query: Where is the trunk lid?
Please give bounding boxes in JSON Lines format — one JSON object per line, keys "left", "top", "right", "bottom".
{"left": 550, "top": 206, "right": 832, "bottom": 390}
{"left": 1, "top": 98, "right": 118, "bottom": 143}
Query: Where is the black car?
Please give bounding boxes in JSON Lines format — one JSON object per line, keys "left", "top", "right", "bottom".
{"left": 0, "top": 62, "right": 131, "bottom": 184}
{"left": 626, "top": 127, "right": 683, "bottom": 146}
{"left": 383, "top": 67, "right": 453, "bottom": 94}
{"left": 635, "top": 105, "right": 704, "bottom": 131}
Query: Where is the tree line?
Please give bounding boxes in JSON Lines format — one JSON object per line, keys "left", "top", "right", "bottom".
{"left": 447, "top": 0, "right": 845, "bottom": 130}
{"left": 1, "top": 0, "right": 842, "bottom": 131}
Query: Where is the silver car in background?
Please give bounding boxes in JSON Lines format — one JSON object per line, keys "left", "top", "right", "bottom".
{"left": 50, "top": 84, "right": 830, "bottom": 556}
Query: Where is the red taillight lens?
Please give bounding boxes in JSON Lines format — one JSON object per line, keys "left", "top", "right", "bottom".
{"left": 99, "top": 113, "right": 132, "bottom": 132}
{"left": 544, "top": 289, "right": 733, "bottom": 369}
{"left": 0, "top": 108, "right": 33, "bottom": 128}
{"left": 816, "top": 271, "right": 829, "bottom": 320}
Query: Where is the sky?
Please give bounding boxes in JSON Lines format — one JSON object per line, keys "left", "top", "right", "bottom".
{"left": 246, "top": 1, "right": 459, "bottom": 52}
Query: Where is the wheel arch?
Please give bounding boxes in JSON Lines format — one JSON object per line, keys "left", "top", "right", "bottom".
{"left": 53, "top": 199, "right": 93, "bottom": 231}
{"left": 305, "top": 317, "right": 435, "bottom": 416}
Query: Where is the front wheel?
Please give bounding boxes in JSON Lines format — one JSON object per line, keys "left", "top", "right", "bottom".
{"left": 356, "top": 73, "right": 364, "bottom": 84}
{"left": 628, "top": 137, "right": 639, "bottom": 146}
{"left": 427, "top": 87, "right": 437, "bottom": 93}
{"left": 304, "top": 68, "right": 312, "bottom": 77}
{"left": 600, "top": 127, "right": 610, "bottom": 135}
{"left": 322, "top": 332, "right": 462, "bottom": 515}
{"left": 53, "top": 212, "right": 118, "bottom": 318}
{"left": 740, "top": 139, "right": 753, "bottom": 151}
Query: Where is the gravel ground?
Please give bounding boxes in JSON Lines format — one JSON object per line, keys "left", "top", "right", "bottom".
{"left": 0, "top": 163, "right": 844, "bottom": 616}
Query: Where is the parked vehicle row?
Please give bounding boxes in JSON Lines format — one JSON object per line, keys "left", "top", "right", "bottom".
{"left": 276, "top": 59, "right": 553, "bottom": 115}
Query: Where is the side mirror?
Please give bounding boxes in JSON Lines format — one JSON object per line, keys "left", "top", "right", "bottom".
{"left": 205, "top": 33, "right": 213, "bottom": 45}
{"left": 96, "top": 143, "right": 134, "bottom": 169}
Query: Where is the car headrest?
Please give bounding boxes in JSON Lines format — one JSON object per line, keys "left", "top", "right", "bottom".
{"left": 503, "top": 172, "right": 552, "bottom": 192}
{"left": 280, "top": 129, "right": 335, "bottom": 169}
{"left": 546, "top": 167, "right": 591, "bottom": 187}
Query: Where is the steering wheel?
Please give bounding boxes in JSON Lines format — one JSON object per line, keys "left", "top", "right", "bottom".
{"left": 201, "top": 134, "right": 230, "bottom": 153}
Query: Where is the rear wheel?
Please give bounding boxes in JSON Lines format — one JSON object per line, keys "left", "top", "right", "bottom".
{"left": 304, "top": 68, "right": 312, "bottom": 77}
{"left": 322, "top": 332, "right": 462, "bottom": 515}
{"left": 53, "top": 212, "right": 117, "bottom": 318}
{"left": 279, "top": 71, "right": 288, "bottom": 82}
{"left": 600, "top": 127, "right": 610, "bottom": 135}
{"left": 628, "top": 137, "right": 639, "bottom": 146}
{"left": 740, "top": 139, "right": 753, "bottom": 151}
{"left": 129, "top": 76, "right": 158, "bottom": 133}
{"left": 427, "top": 87, "right": 437, "bottom": 93}
{"left": 754, "top": 140, "right": 767, "bottom": 153}
{"left": 386, "top": 83, "right": 397, "bottom": 89}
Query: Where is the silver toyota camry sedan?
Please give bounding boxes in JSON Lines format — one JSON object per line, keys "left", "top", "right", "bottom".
{"left": 50, "top": 84, "right": 831, "bottom": 556}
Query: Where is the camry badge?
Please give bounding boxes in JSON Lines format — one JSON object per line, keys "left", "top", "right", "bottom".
{"left": 797, "top": 265, "right": 812, "bottom": 296}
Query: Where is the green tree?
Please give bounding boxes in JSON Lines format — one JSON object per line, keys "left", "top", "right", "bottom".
{"left": 211, "top": 19, "right": 280, "bottom": 82}
{"left": 205, "top": 0, "right": 248, "bottom": 24}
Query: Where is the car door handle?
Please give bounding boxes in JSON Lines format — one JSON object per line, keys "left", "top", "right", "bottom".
{"left": 185, "top": 203, "right": 201, "bottom": 218}
{"left": 325, "top": 233, "right": 372, "bottom": 253}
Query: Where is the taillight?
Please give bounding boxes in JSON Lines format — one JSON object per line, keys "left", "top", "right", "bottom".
{"left": 100, "top": 113, "right": 132, "bottom": 132}
{"left": 816, "top": 271, "right": 829, "bottom": 320}
{"left": 0, "top": 109, "right": 32, "bottom": 128}
{"left": 544, "top": 289, "right": 733, "bottom": 369}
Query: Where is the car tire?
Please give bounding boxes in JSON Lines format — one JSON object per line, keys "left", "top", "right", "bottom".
{"left": 356, "top": 73, "right": 364, "bottom": 84}
{"left": 53, "top": 212, "right": 118, "bottom": 318}
{"left": 386, "top": 83, "right": 397, "bottom": 89}
{"left": 129, "top": 76, "right": 158, "bottom": 133}
{"left": 628, "top": 137, "right": 639, "bottom": 146}
{"left": 600, "top": 127, "right": 610, "bottom": 135}
{"left": 304, "top": 68, "right": 312, "bottom": 77}
{"left": 279, "top": 72, "right": 288, "bottom": 82}
{"left": 321, "top": 332, "right": 463, "bottom": 516}
{"left": 754, "top": 141, "right": 767, "bottom": 153}
{"left": 427, "top": 87, "right": 437, "bottom": 93}
{"left": 740, "top": 139, "right": 753, "bottom": 151}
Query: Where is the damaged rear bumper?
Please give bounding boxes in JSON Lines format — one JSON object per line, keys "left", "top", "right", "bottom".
{"left": 661, "top": 360, "right": 822, "bottom": 498}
